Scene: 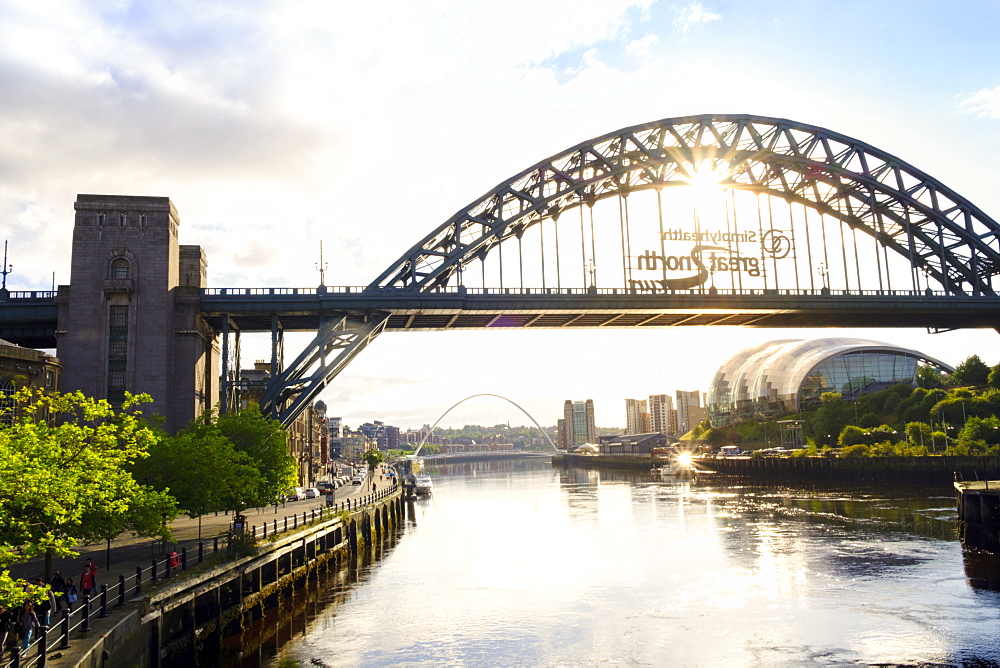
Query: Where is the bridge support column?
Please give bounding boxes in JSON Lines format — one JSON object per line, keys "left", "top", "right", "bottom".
{"left": 220, "top": 316, "right": 229, "bottom": 414}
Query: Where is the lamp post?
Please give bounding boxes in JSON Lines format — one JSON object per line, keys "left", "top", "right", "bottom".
{"left": 817, "top": 262, "right": 829, "bottom": 291}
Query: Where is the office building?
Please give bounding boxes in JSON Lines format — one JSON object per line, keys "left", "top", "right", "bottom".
{"left": 560, "top": 399, "right": 596, "bottom": 448}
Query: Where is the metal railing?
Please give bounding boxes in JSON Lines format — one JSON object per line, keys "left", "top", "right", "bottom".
{"left": 200, "top": 285, "right": 962, "bottom": 299}
{"left": 0, "top": 291, "right": 58, "bottom": 301}
{"left": 0, "top": 480, "right": 399, "bottom": 667}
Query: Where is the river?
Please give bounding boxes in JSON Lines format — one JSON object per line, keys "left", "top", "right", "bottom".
{"left": 229, "top": 457, "right": 1000, "bottom": 666}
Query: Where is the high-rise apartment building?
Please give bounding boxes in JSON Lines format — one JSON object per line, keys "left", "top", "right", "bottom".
{"left": 676, "top": 390, "right": 703, "bottom": 435}
{"left": 560, "top": 399, "right": 596, "bottom": 448}
{"left": 648, "top": 394, "right": 674, "bottom": 435}
{"left": 625, "top": 398, "right": 649, "bottom": 434}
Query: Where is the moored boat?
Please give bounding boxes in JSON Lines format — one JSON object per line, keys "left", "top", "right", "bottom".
{"left": 415, "top": 474, "right": 433, "bottom": 494}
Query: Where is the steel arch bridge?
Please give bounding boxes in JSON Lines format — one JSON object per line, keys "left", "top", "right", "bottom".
{"left": 4, "top": 114, "right": 1000, "bottom": 427}
{"left": 239, "top": 114, "right": 1000, "bottom": 425}
{"left": 372, "top": 113, "right": 1000, "bottom": 296}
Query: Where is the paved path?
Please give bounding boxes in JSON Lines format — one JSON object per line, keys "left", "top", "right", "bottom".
{"left": 3, "top": 467, "right": 397, "bottom": 667}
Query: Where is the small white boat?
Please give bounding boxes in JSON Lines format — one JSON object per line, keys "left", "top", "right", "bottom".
{"left": 415, "top": 475, "right": 433, "bottom": 495}
{"left": 653, "top": 452, "right": 698, "bottom": 479}
{"left": 655, "top": 462, "right": 693, "bottom": 478}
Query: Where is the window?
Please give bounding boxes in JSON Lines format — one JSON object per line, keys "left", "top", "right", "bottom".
{"left": 96, "top": 213, "right": 105, "bottom": 226}
{"left": 119, "top": 213, "right": 127, "bottom": 228}
{"left": 0, "top": 378, "right": 14, "bottom": 425}
{"left": 139, "top": 214, "right": 147, "bottom": 228}
{"left": 107, "top": 305, "right": 128, "bottom": 405}
{"left": 111, "top": 258, "right": 130, "bottom": 279}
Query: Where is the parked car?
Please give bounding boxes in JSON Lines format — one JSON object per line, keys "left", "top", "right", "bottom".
{"left": 285, "top": 487, "right": 305, "bottom": 501}
{"left": 316, "top": 482, "right": 334, "bottom": 495}
{"left": 352, "top": 475, "right": 364, "bottom": 485}
{"left": 304, "top": 487, "right": 320, "bottom": 499}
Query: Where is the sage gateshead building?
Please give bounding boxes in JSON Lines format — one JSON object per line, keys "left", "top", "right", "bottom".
{"left": 707, "top": 338, "right": 954, "bottom": 428}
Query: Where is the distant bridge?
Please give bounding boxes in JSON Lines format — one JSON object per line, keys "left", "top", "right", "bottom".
{"left": 5, "top": 114, "right": 1000, "bottom": 426}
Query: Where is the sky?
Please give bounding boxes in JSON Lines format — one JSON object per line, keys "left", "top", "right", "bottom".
{"left": 3, "top": 1, "right": 1000, "bottom": 430}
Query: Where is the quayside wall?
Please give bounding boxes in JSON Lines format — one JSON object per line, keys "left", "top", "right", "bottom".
{"left": 554, "top": 452, "right": 1000, "bottom": 484}
{"left": 71, "top": 490, "right": 403, "bottom": 668}
{"left": 698, "top": 456, "right": 1000, "bottom": 484}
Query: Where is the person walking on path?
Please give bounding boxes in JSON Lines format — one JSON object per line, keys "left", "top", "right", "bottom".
{"left": 80, "top": 561, "right": 97, "bottom": 598}
{"left": 50, "top": 570, "right": 66, "bottom": 612}
{"left": 35, "top": 578, "right": 56, "bottom": 626}
{"left": 17, "top": 601, "right": 42, "bottom": 656}
{"left": 65, "top": 578, "right": 79, "bottom": 611}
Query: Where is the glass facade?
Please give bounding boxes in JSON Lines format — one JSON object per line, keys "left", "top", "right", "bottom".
{"left": 707, "top": 338, "right": 954, "bottom": 427}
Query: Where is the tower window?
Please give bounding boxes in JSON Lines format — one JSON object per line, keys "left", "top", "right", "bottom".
{"left": 107, "top": 305, "right": 128, "bottom": 405}
{"left": 119, "top": 213, "right": 127, "bottom": 228}
{"left": 97, "top": 213, "right": 105, "bottom": 226}
{"left": 0, "top": 378, "right": 14, "bottom": 425}
{"left": 139, "top": 214, "right": 147, "bottom": 228}
{"left": 111, "top": 258, "right": 130, "bottom": 279}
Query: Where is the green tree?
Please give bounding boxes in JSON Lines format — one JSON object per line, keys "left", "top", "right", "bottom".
{"left": 952, "top": 355, "right": 990, "bottom": 386}
{"left": 957, "top": 415, "right": 1000, "bottom": 446}
{"left": 0, "top": 389, "right": 174, "bottom": 596}
{"left": 917, "top": 365, "right": 945, "bottom": 389}
{"left": 364, "top": 449, "right": 384, "bottom": 470}
{"left": 858, "top": 412, "right": 881, "bottom": 429}
{"left": 810, "top": 392, "right": 851, "bottom": 446}
{"left": 905, "top": 421, "right": 932, "bottom": 448}
{"left": 989, "top": 364, "right": 1000, "bottom": 389}
{"left": 211, "top": 405, "right": 298, "bottom": 508}
{"left": 133, "top": 425, "right": 265, "bottom": 537}
{"left": 839, "top": 425, "right": 867, "bottom": 447}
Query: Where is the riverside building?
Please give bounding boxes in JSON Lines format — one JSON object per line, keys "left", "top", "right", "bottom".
{"left": 707, "top": 337, "right": 955, "bottom": 428}
{"left": 559, "top": 399, "right": 596, "bottom": 449}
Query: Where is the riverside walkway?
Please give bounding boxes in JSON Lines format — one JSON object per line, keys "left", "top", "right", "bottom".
{"left": 3, "top": 468, "right": 395, "bottom": 667}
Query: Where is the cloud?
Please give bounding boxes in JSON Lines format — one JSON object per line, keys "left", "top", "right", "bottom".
{"left": 959, "top": 87, "right": 1000, "bottom": 118}
{"left": 673, "top": 2, "right": 721, "bottom": 34}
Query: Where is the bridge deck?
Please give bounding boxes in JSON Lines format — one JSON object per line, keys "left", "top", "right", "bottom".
{"left": 197, "top": 287, "right": 1000, "bottom": 333}
{"left": 3, "top": 287, "right": 999, "bottom": 349}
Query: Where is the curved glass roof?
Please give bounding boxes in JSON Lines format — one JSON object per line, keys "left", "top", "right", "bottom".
{"left": 708, "top": 338, "right": 954, "bottom": 426}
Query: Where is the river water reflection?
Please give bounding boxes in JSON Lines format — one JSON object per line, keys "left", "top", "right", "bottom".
{"left": 263, "top": 458, "right": 1000, "bottom": 666}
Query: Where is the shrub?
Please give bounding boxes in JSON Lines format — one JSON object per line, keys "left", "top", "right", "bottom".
{"left": 840, "top": 443, "right": 870, "bottom": 458}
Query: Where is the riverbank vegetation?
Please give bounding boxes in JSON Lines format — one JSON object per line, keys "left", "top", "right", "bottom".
{"left": 687, "top": 354, "right": 1000, "bottom": 458}
{"left": 0, "top": 390, "right": 296, "bottom": 608}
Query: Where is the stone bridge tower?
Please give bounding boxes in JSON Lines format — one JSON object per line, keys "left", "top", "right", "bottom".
{"left": 56, "top": 194, "right": 219, "bottom": 433}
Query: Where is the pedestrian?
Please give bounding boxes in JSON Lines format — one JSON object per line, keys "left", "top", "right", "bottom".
{"left": 17, "top": 601, "right": 41, "bottom": 655}
{"left": 65, "top": 578, "right": 79, "bottom": 611}
{"left": 80, "top": 562, "right": 97, "bottom": 598}
{"left": 50, "top": 570, "right": 66, "bottom": 611}
{"left": 36, "top": 579, "right": 55, "bottom": 626}
{"left": 0, "top": 603, "right": 13, "bottom": 661}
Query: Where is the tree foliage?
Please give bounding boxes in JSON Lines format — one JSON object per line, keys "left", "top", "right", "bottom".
{"left": 213, "top": 405, "right": 298, "bottom": 505}
{"left": 132, "top": 424, "right": 266, "bottom": 517}
{"left": 364, "top": 449, "right": 384, "bottom": 470}
{"left": 917, "top": 364, "right": 945, "bottom": 389}
{"left": 952, "top": 355, "right": 990, "bottom": 386}
{"left": 808, "top": 392, "right": 851, "bottom": 446}
{"left": 0, "top": 389, "right": 176, "bottom": 603}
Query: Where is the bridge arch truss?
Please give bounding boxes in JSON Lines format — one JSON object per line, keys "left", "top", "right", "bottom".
{"left": 372, "top": 114, "right": 1000, "bottom": 297}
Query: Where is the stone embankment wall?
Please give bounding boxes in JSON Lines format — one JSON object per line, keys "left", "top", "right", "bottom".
{"left": 699, "top": 455, "right": 1000, "bottom": 483}
{"left": 75, "top": 491, "right": 403, "bottom": 667}
{"left": 554, "top": 452, "right": 1000, "bottom": 484}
